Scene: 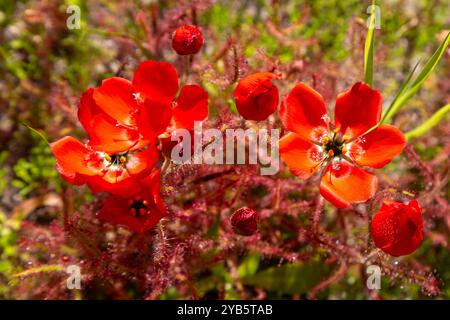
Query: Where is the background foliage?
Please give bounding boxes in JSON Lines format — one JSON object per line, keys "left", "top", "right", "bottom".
{"left": 0, "top": 0, "right": 449, "bottom": 299}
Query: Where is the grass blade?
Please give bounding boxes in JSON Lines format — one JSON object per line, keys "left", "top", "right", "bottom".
{"left": 382, "top": 31, "right": 450, "bottom": 123}
{"left": 380, "top": 59, "right": 421, "bottom": 124}
{"left": 364, "top": 0, "right": 376, "bottom": 87}
{"left": 405, "top": 103, "right": 450, "bottom": 141}
{"left": 21, "top": 123, "right": 50, "bottom": 145}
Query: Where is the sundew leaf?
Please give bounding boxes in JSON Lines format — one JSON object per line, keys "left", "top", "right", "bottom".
{"left": 241, "top": 261, "right": 332, "bottom": 295}
{"left": 382, "top": 31, "right": 450, "bottom": 123}
{"left": 10, "top": 264, "right": 64, "bottom": 280}
{"left": 364, "top": 0, "right": 376, "bottom": 87}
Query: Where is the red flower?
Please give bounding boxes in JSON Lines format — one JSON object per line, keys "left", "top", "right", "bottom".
{"left": 52, "top": 60, "right": 208, "bottom": 192}
{"left": 230, "top": 207, "right": 258, "bottom": 236}
{"left": 134, "top": 62, "right": 208, "bottom": 157}
{"left": 279, "top": 82, "right": 406, "bottom": 208}
{"left": 371, "top": 199, "right": 423, "bottom": 257}
{"left": 86, "top": 60, "right": 208, "bottom": 141}
{"left": 172, "top": 25, "right": 204, "bottom": 55}
{"left": 233, "top": 72, "right": 280, "bottom": 121}
{"left": 50, "top": 136, "right": 158, "bottom": 196}
{"left": 97, "top": 170, "right": 166, "bottom": 233}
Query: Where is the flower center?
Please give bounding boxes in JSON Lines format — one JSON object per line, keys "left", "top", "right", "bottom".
{"left": 321, "top": 132, "right": 349, "bottom": 160}
{"left": 104, "top": 152, "right": 128, "bottom": 166}
{"left": 128, "top": 197, "right": 149, "bottom": 217}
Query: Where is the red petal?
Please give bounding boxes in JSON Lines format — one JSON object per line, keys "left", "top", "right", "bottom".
{"left": 132, "top": 60, "right": 179, "bottom": 102}
{"left": 152, "top": 176, "right": 166, "bottom": 215}
{"left": 78, "top": 88, "right": 102, "bottom": 132}
{"left": 334, "top": 82, "right": 382, "bottom": 139}
{"left": 280, "top": 83, "right": 329, "bottom": 141}
{"left": 140, "top": 169, "right": 166, "bottom": 215}
{"left": 126, "top": 146, "right": 159, "bottom": 176}
{"left": 79, "top": 88, "right": 146, "bottom": 153}
{"left": 92, "top": 77, "right": 136, "bottom": 125}
{"left": 137, "top": 98, "right": 173, "bottom": 137}
{"left": 173, "top": 85, "right": 208, "bottom": 130}
{"left": 99, "top": 166, "right": 130, "bottom": 184}
{"left": 279, "top": 132, "right": 324, "bottom": 179}
{"left": 320, "top": 161, "right": 378, "bottom": 208}
{"left": 350, "top": 124, "right": 405, "bottom": 169}
{"left": 233, "top": 72, "right": 279, "bottom": 121}
{"left": 97, "top": 196, "right": 164, "bottom": 233}
{"left": 87, "top": 167, "right": 144, "bottom": 197}
{"left": 97, "top": 197, "right": 142, "bottom": 231}
{"left": 51, "top": 136, "right": 103, "bottom": 185}
{"left": 97, "top": 170, "right": 166, "bottom": 233}
{"left": 87, "top": 114, "right": 146, "bottom": 153}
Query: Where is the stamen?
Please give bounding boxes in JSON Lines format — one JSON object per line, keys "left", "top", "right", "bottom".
{"left": 119, "top": 156, "right": 127, "bottom": 163}
{"left": 132, "top": 92, "right": 143, "bottom": 104}
{"left": 104, "top": 154, "right": 112, "bottom": 162}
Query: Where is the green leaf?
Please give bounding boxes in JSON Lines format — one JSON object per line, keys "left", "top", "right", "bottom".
{"left": 380, "top": 59, "right": 421, "bottom": 124}
{"left": 241, "top": 261, "right": 332, "bottom": 295}
{"left": 405, "top": 103, "right": 450, "bottom": 141}
{"left": 237, "top": 253, "right": 260, "bottom": 278}
{"left": 382, "top": 32, "right": 450, "bottom": 123}
{"left": 364, "top": 0, "right": 376, "bottom": 87}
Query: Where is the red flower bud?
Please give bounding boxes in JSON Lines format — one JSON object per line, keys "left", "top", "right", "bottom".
{"left": 172, "top": 25, "right": 204, "bottom": 55}
{"left": 230, "top": 207, "right": 258, "bottom": 236}
{"left": 233, "top": 72, "right": 280, "bottom": 121}
{"left": 371, "top": 199, "right": 423, "bottom": 257}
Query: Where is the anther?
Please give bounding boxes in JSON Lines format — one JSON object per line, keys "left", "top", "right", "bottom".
{"left": 119, "top": 156, "right": 127, "bottom": 163}
{"left": 105, "top": 154, "right": 112, "bottom": 162}
{"left": 322, "top": 136, "right": 330, "bottom": 145}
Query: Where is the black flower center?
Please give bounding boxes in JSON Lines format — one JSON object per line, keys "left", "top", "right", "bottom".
{"left": 324, "top": 139, "right": 344, "bottom": 157}
{"left": 105, "top": 152, "right": 128, "bottom": 166}
{"left": 129, "top": 199, "right": 148, "bottom": 217}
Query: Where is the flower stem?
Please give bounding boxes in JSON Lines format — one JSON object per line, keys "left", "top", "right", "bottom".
{"left": 184, "top": 55, "right": 192, "bottom": 83}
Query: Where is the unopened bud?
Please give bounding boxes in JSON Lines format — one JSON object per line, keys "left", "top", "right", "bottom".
{"left": 230, "top": 207, "right": 258, "bottom": 236}
{"left": 172, "top": 25, "right": 204, "bottom": 56}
